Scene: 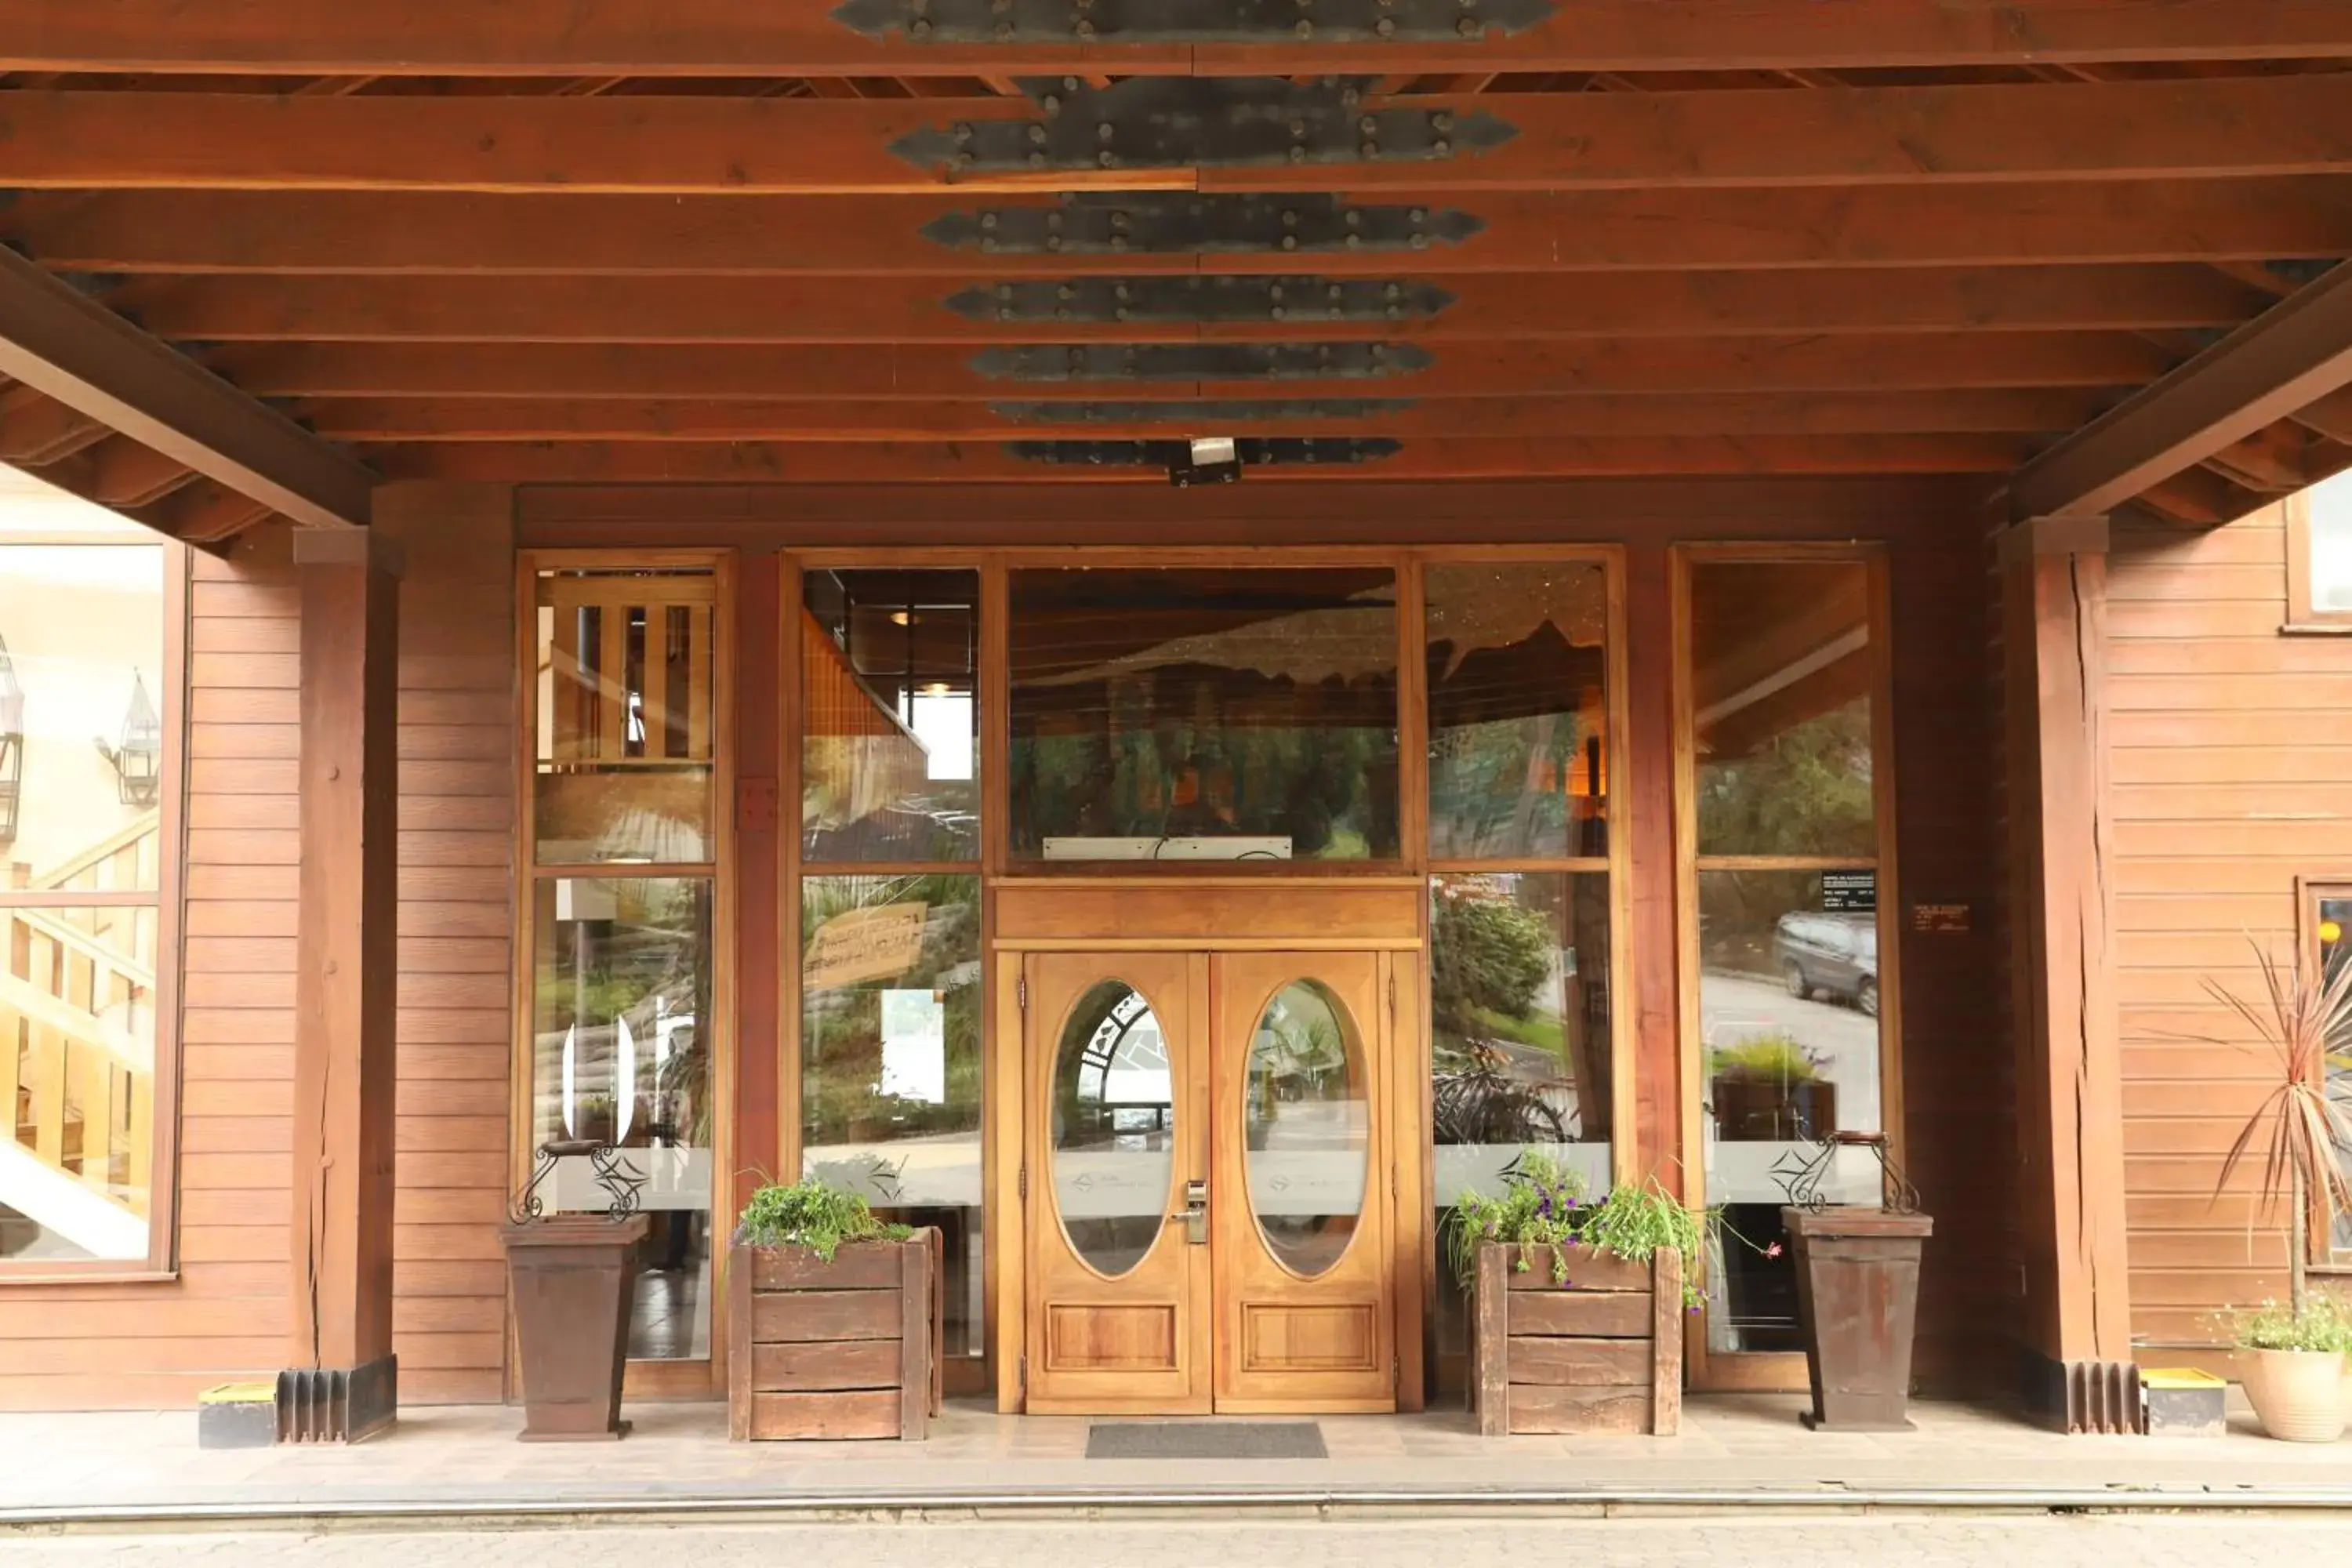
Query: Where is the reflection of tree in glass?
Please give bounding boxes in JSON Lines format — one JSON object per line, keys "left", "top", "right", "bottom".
{"left": 799, "top": 874, "right": 982, "bottom": 1145}
{"left": 1699, "top": 701, "right": 1873, "bottom": 858}
{"left": 1429, "top": 886, "right": 1576, "bottom": 1145}
{"left": 539, "top": 880, "right": 711, "bottom": 1149}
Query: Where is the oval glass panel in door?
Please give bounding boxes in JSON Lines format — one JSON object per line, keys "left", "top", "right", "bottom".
{"left": 1051, "top": 980, "right": 1178, "bottom": 1278}
{"left": 1244, "top": 979, "right": 1370, "bottom": 1277}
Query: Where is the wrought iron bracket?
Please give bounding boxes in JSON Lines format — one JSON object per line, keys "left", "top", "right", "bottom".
{"left": 895, "top": 78, "right": 1515, "bottom": 176}
{"left": 1007, "top": 437, "right": 1401, "bottom": 467}
{"left": 924, "top": 193, "right": 1483, "bottom": 256}
{"left": 947, "top": 275, "right": 1455, "bottom": 325}
{"left": 508, "top": 1138, "right": 647, "bottom": 1226}
{"left": 1770, "top": 1131, "right": 1924, "bottom": 1216}
{"left": 991, "top": 396, "right": 1413, "bottom": 424}
{"left": 835, "top": 0, "right": 1557, "bottom": 45}
{"left": 971, "top": 340, "right": 1432, "bottom": 382}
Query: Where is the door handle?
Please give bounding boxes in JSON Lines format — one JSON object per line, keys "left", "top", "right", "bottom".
{"left": 1171, "top": 1179, "right": 1208, "bottom": 1245}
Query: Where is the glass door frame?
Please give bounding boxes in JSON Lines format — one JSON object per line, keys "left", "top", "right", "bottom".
{"left": 1669, "top": 542, "right": 1906, "bottom": 1393}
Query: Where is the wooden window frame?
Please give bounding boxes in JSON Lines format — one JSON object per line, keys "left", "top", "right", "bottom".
{"left": 2299, "top": 874, "right": 2352, "bottom": 1272}
{"left": 0, "top": 528, "right": 187, "bottom": 1285}
{"left": 512, "top": 548, "right": 737, "bottom": 1400}
{"left": 1670, "top": 543, "right": 1905, "bottom": 1392}
{"left": 2285, "top": 489, "right": 2352, "bottom": 634}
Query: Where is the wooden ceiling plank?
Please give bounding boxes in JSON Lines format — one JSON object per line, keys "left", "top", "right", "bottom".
{"left": 287, "top": 387, "right": 2101, "bottom": 441}
{"left": 0, "top": 385, "right": 110, "bottom": 464}
{"left": 5, "top": 74, "right": 2350, "bottom": 194}
{"left": 117, "top": 266, "right": 2270, "bottom": 345}
{"left": 9, "top": 1, "right": 2347, "bottom": 77}
{"left": 0, "top": 245, "right": 372, "bottom": 527}
{"left": 13, "top": 181, "right": 2350, "bottom": 278}
{"left": 203, "top": 334, "right": 2170, "bottom": 401}
{"left": 132, "top": 477, "right": 275, "bottom": 542}
{"left": 2009, "top": 260, "right": 2352, "bottom": 521}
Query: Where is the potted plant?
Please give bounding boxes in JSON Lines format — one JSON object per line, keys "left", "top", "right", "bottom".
{"left": 2180, "top": 940, "right": 2352, "bottom": 1442}
{"left": 499, "top": 1139, "right": 649, "bottom": 1442}
{"left": 1446, "top": 1152, "right": 1699, "bottom": 1436}
{"left": 1709, "top": 1035, "right": 1838, "bottom": 1142}
{"left": 726, "top": 1178, "right": 939, "bottom": 1442}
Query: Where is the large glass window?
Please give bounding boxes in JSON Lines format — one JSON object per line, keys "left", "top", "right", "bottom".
{"left": 800, "top": 874, "right": 985, "bottom": 1363}
{"left": 1008, "top": 567, "right": 1401, "bottom": 862}
{"left": 2315, "top": 887, "right": 2350, "bottom": 1260}
{"left": 801, "top": 570, "right": 978, "bottom": 863}
{"left": 0, "top": 473, "right": 173, "bottom": 1273}
{"left": 2292, "top": 473, "right": 2352, "bottom": 626}
{"left": 525, "top": 563, "right": 721, "bottom": 1362}
{"left": 1685, "top": 555, "right": 1888, "bottom": 1356}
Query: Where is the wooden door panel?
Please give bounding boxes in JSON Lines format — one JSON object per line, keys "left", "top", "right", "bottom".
{"left": 1022, "top": 950, "right": 1210, "bottom": 1414}
{"left": 1210, "top": 950, "right": 1397, "bottom": 1413}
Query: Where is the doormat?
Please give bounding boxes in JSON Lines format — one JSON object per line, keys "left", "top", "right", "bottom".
{"left": 1086, "top": 1421, "right": 1327, "bottom": 1460}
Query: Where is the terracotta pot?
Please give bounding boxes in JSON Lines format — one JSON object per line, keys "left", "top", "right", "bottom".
{"left": 1783, "top": 1204, "right": 1933, "bottom": 1432}
{"left": 501, "top": 1214, "right": 650, "bottom": 1442}
{"left": 2241, "top": 1348, "right": 2348, "bottom": 1443}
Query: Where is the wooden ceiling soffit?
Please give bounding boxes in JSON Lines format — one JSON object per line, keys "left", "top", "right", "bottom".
{"left": 8, "top": 0, "right": 2349, "bottom": 76}
{"left": 0, "top": 248, "right": 370, "bottom": 530}
{"left": 15, "top": 183, "right": 2352, "bottom": 276}
{"left": 6, "top": 74, "right": 2350, "bottom": 194}
{"left": 293, "top": 387, "right": 2102, "bottom": 441}
{"left": 208, "top": 335, "right": 2172, "bottom": 401}
{"left": 125, "top": 267, "right": 2273, "bottom": 346}
{"left": 371, "top": 434, "right": 2028, "bottom": 485}
{"left": 2009, "top": 260, "right": 2352, "bottom": 522}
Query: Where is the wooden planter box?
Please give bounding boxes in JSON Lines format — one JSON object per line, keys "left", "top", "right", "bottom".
{"left": 725, "top": 1231, "right": 942, "bottom": 1441}
{"left": 1471, "top": 1242, "right": 1682, "bottom": 1436}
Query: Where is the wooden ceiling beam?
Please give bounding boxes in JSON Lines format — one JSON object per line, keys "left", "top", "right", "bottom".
{"left": 0, "top": 385, "right": 110, "bottom": 464}
{"left": 368, "top": 433, "right": 2028, "bottom": 485}
{"left": 4, "top": 74, "right": 2348, "bottom": 194}
{"left": 2128, "top": 465, "right": 2270, "bottom": 528}
{"left": 33, "top": 432, "right": 204, "bottom": 508}
{"left": 2009, "top": 260, "right": 2352, "bottom": 521}
{"left": 205, "top": 334, "right": 2168, "bottom": 401}
{"left": 14, "top": 180, "right": 2349, "bottom": 278}
{"left": 0, "top": 245, "right": 372, "bottom": 528}
{"left": 9, "top": 0, "right": 2347, "bottom": 77}
{"left": 291, "top": 387, "right": 2100, "bottom": 441}
{"left": 121, "top": 266, "right": 2269, "bottom": 346}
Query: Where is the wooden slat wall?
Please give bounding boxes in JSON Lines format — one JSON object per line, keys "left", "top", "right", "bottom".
{"left": 0, "top": 488, "right": 518, "bottom": 1411}
{"left": 2109, "top": 504, "right": 2327, "bottom": 1348}
{"left": 376, "top": 485, "right": 517, "bottom": 1405}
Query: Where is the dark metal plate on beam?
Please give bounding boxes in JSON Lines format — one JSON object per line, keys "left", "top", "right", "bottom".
{"left": 895, "top": 78, "right": 1514, "bottom": 176}
{"left": 1007, "top": 437, "right": 1401, "bottom": 467}
{"left": 837, "top": 0, "right": 1555, "bottom": 45}
{"left": 946, "top": 277, "right": 1456, "bottom": 325}
{"left": 992, "top": 397, "right": 1413, "bottom": 423}
{"left": 972, "top": 341, "right": 1432, "bottom": 381}
{"left": 923, "top": 194, "right": 1483, "bottom": 256}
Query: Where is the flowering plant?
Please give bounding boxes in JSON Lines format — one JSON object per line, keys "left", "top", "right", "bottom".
{"left": 2218, "top": 1292, "right": 2352, "bottom": 1356}
{"left": 1443, "top": 1150, "right": 1712, "bottom": 1310}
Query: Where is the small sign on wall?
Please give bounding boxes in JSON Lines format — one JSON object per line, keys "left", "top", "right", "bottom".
{"left": 1821, "top": 870, "right": 1878, "bottom": 914}
{"left": 1911, "top": 902, "right": 1973, "bottom": 935}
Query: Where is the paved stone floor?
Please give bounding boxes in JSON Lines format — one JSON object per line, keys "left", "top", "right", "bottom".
{"left": 6, "top": 1516, "right": 2352, "bottom": 1566}
{"left": 0, "top": 1394, "right": 2347, "bottom": 1521}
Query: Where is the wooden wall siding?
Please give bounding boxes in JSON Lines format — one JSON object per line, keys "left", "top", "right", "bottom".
{"left": 2109, "top": 505, "right": 2331, "bottom": 1349}
{"left": 374, "top": 485, "right": 517, "bottom": 1406}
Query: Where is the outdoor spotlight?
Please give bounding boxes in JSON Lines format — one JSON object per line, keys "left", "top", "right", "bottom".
{"left": 1169, "top": 435, "right": 1243, "bottom": 488}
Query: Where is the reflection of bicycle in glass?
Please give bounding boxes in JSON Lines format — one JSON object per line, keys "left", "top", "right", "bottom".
{"left": 1432, "top": 1047, "right": 1575, "bottom": 1145}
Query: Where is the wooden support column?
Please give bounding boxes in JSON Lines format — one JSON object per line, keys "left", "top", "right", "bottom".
{"left": 1624, "top": 544, "right": 1681, "bottom": 1189}
{"left": 1999, "top": 514, "right": 2136, "bottom": 1434}
{"left": 283, "top": 524, "right": 402, "bottom": 1443}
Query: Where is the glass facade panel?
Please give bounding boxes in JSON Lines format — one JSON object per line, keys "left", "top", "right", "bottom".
{"left": 1009, "top": 567, "right": 1401, "bottom": 862}
{"left": 802, "top": 569, "right": 979, "bottom": 863}
{"left": 2312, "top": 477, "right": 2352, "bottom": 616}
{"left": 0, "top": 906, "right": 158, "bottom": 1263}
{"left": 533, "top": 570, "right": 715, "bottom": 865}
{"left": 1689, "top": 561, "right": 1875, "bottom": 861}
{"left": 0, "top": 537, "right": 165, "bottom": 891}
{"left": 800, "top": 873, "right": 985, "bottom": 1361}
{"left": 2322, "top": 895, "right": 2350, "bottom": 1258}
{"left": 1243, "top": 979, "right": 1368, "bottom": 1278}
{"left": 1425, "top": 564, "right": 1610, "bottom": 860}
{"left": 1050, "top": 979, "right": 1176, "bottom": 1279}
{"left": 530, "top": 876, "right": 716, "bottom": 1360}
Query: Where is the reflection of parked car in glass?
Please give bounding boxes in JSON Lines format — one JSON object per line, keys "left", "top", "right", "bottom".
{"left": 1772, "top": 913, "right": 1878, "bottom": 1018}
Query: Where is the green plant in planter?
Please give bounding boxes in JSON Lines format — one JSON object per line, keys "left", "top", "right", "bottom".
{"left": 1706, "top": 1033, "right": 1824, "bottom": 1083}
{"left": 2223, "top": 1292, "right": 2352, "bottom": 1355}
{"left": 1444, "top": 1151, "right": 1708, "bottom": 1309}
{"left": 734, "top": 1178, "right": 913, "bottom": 1261}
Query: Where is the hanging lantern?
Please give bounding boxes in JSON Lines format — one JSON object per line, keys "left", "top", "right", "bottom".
{"left": 0, "top": 633, "right": 23, "bottom": 847}
{"left": 97, "top": 672, "right": 162, "bottom": 808}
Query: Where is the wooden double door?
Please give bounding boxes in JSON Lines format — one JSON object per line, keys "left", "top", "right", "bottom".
{"left": 1022, "top": 949, "right": 1402, "bottom": 1414}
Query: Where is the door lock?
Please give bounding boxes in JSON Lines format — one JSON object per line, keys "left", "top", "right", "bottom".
{"left": 1178, "top": 1179, "right": 1208, "bottom": 1245}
